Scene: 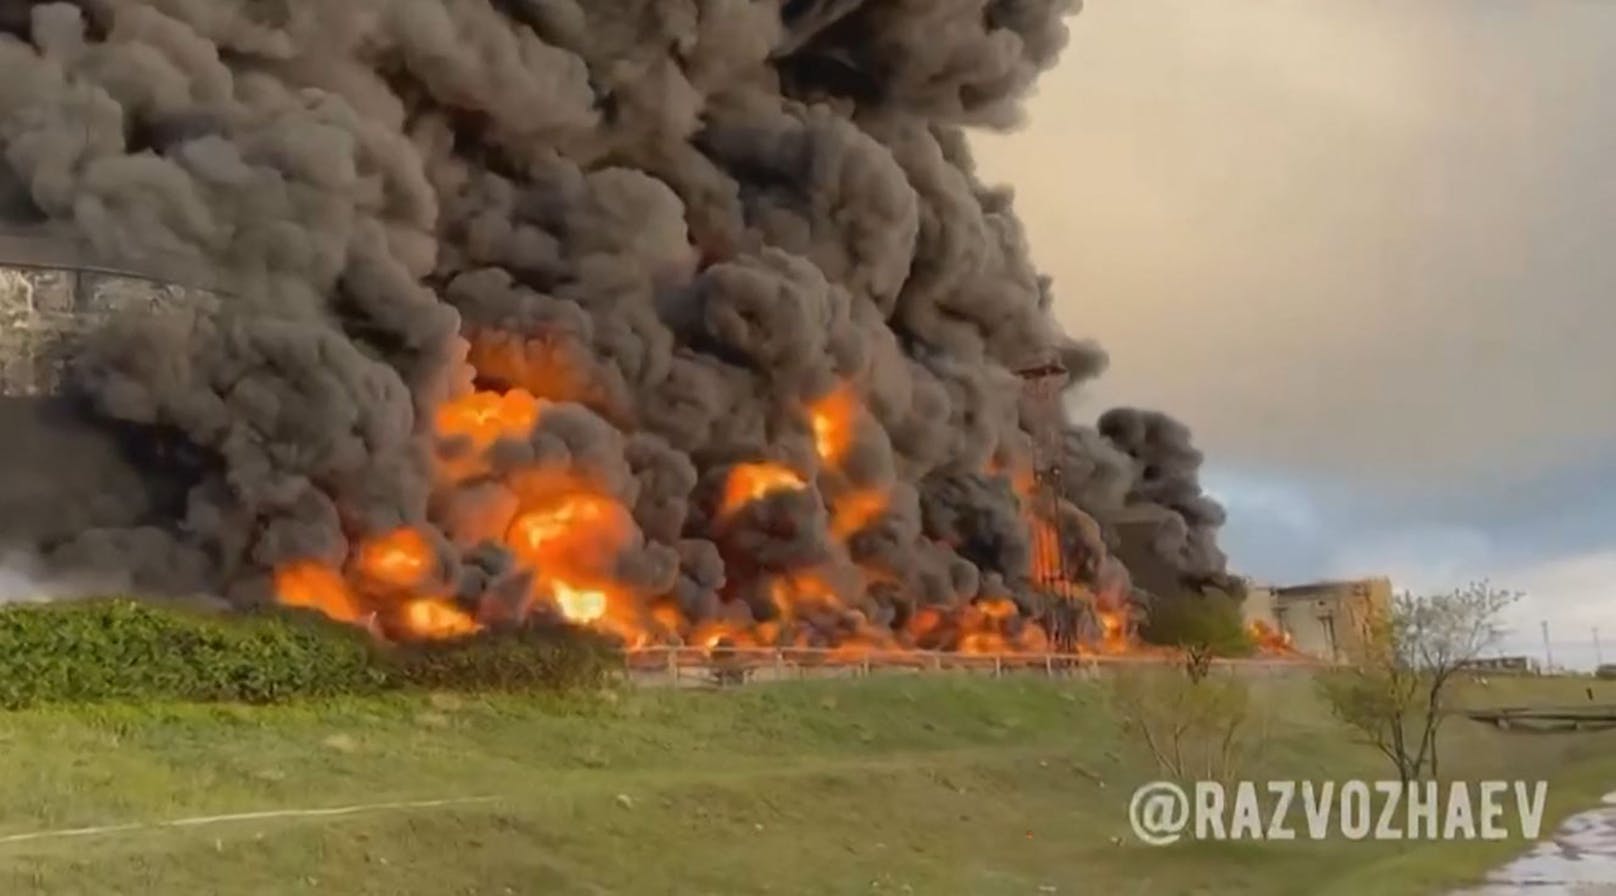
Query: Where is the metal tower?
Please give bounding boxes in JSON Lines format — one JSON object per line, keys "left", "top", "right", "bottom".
{"left": 1015, "top": 354, "right": 1085, "bottom": 651}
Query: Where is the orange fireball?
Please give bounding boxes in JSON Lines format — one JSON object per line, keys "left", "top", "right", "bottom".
{"left": 719, "top": 462, "right": 807, "bottom": 518}
{"left": 274, "top": 560, "right": 363, "bottom": 624}
{"left": 807, "top": 382, "right": 859, "bottom": 468}
{"left": 355, "top": 527, "right": 435, "bottom": 589}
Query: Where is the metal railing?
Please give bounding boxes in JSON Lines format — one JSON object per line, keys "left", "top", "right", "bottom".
{"left": 617, "top": 645, "right": 1319, "bottom": 687}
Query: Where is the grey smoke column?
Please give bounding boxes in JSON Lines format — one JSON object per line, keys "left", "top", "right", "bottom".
{"left": 0, "top": 0, "right": 1230, "bottom": 635}
{"left": 1096, "top": 407, "right": 1231, "bottom": 586}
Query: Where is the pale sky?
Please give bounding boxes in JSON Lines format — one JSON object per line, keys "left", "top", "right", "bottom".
{"left": 974, "top": 0, "right": 1616, "bottom": 666}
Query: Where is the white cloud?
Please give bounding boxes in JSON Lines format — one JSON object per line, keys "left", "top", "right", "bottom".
{"left": 1203, "top": 469, "right": 1322, "bottom": 537}
{"left": 1331, "top": 546, "right": 1616, "bottom": 670}
{"left": 1497, "top": 550, "right": 1616, "bottom": 642}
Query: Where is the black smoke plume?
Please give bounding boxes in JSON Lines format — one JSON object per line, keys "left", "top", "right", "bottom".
{"left": 0, "top": 0, "right": 1229, "bottom": 639}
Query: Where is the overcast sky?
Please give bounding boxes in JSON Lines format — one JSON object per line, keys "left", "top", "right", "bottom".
{"left": 974, "top": 0, "right": 1616, "bottom": 666}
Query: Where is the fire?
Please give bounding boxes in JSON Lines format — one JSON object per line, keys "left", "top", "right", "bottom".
{"left": 807, "top": 383, "right": 859, "bottom": 467}
{"left": 272, "top": 368, "right": 1164, "bottom": 660}
{"left": 769, "top": 571, "right": 844, "bottom": 620}
{"left": 690, "top": 620, "right": 752, "bottom": 649}
{"left": 1249, "top": 619, "right": 1296, "bottom": 655}
{"left": 467, "top": 332, "right": 593, "bottom": 404}
{"left": 274, "top": 560, "right": 363, "bottom": 624}
{"left": 355, "top": 527, "right": 434, "bottom": 589}
{"left": 434, "top": 389, "right": 543, "bottom": 452}
{"left": 831, "top": 488, "right": 889, "bottom": 539}
{"left": 501, "top": 486, "right": 639, "bottom": 630}
{"left": 402, "top": 598, "right": 482, "bottom": 639}
{"left": 507, "top": 493, "right": 621, "bottom": 557}
{"left": 551, "top": 580, "right": 609, "bottom": 623}
{"left": 978, "top": 597, "right": 1018, "bottom": 621}
{"left": 719, "top": 462, "right": 807, "bottom": 517}
{"left": 434, "top": 389, "right": 545, "bottom": 482}
{"left": 1097, "top": 607, "right": 1129, "bottom": 653}
{"left": 808, "top": 383, "right": 893, "bottom": 551}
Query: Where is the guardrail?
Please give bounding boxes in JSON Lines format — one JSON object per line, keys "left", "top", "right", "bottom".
{"left": 618, "top": 645, "right": 1319, "bottom": 688}
{"left": 1464, "top": 705, "right": 1616, "bottom": 732}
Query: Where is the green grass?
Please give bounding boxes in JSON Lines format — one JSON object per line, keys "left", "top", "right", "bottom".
{"left": 0, "top": 673, "right": 1611, "bottom": 894}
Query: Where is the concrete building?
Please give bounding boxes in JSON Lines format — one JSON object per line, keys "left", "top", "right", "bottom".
{"left": 0, "top": 227, "right": 218, "bottom": 397}
{"left": 1241, "top": 583, "right": 1276, "bottom": 629}
{"left": 0, "top": 227, "right": 221, "bottom": 545}
{"left": 1266, "top": 577, "right": 1393, "bottom": 663}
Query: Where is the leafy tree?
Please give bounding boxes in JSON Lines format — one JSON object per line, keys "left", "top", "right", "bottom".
{"left": 1140, "top": 591, "right": 1255, "bottom": 657}
{"left": 1316, "top": 581, "right": 1518, "bottom": 782}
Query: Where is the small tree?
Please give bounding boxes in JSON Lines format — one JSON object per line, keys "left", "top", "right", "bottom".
{"left": 1317, "top": 581, "right": 1518, "bottom": 782}
{"left": 1140, "top": 592, "right": 1255, "bottom": 657}
{"left": 1111, "top": 645, "right": 1269, "bottom": 784}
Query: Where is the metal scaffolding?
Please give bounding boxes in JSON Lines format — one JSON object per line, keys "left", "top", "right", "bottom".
{"left": 1015, "top": 354, "right": 1086, "bottom": 651}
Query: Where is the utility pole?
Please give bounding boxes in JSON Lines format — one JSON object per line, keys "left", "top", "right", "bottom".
{"left": 1595, "top": 627, "right": 1604, "bottom": 667}
{"left": 1541, "top": 621, "right": 1554, "bottom": 672}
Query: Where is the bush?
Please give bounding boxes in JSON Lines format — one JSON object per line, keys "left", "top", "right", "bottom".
{"left": 387, "top": 624, "right": 620, "bottom": 694}
{"left": 0, "top": 598, "right": 619, "bottom": 710}
{"left": 1139, "top": 592, "right": 1255, "bottom": 657}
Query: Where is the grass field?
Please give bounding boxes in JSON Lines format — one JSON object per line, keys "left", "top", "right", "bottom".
{"left": 0, "top": 671, "right": 1612, "bottom": 895}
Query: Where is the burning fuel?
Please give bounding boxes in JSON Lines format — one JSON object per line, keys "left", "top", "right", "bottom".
{"left": 0, "top": 1, "right": 1243, "bottom": 657}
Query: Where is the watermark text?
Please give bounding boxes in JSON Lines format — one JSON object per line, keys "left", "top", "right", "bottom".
{"left": 1128, "top": 780, "right": 1548, "bottom": 846}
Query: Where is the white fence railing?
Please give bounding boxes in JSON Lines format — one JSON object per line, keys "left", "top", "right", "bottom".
{"left": 617, "top": 645, "right": 1319, "bottom": 687}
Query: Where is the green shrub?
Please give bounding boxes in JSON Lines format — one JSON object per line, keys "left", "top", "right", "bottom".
{"left": 1139, "top": 592, "right": 1255, "bottom": 657}
{"left": 387, "top": 623, "right": 620, "bottom": 694}
{"left": 0, "top": 598, "right": 618, "bottom": 710}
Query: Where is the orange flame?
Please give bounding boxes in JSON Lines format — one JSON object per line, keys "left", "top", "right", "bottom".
{"left": 719, "top": 462, "right": 807, "bottom": 517}
{"left": 355, "top": 527, "right": 434, "bottom": 590}
{"left": 831, "top": 488, "right": 888, "bottom": 539}
{"left": 503, "top": 486, "right": 639, "bottom": 629}
{"left": 434, "top": 389, "right": 544, "bottom": 482}
{"left": 507, "top": 493, "right": 623, "bottom": 558}
{"left": 807, "top": 383, "right": 859, "bottom": 467}
{"left": 1248, "top": 620, "right": 1296, "bottom": 655}
{"left": 402, "top": 598, "right": 482, "bottom": 639}
{"left": 274, "top": 560, "right": 363, "bottom": 624}
{"left": 551, "top": 580, "right": 609, "bottom": 623}
{"left": 435, "top": 389, "right": 543, "bottom": 450}
{"left": 690, "top": 620, "right": 753, "bottom": 650}
{"left": 271, "top": 356, "right": 1163, "bottom": 657}
{"left": 467, "top": 332, "right": 593, "bottom": 404}
{"left": 769, "top": 570, "right": 844, "bottom": 620}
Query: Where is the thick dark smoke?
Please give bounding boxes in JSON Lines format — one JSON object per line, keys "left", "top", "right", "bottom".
{"left": 0, "top": 0, "right": 1229, "bottom": 633}
{"left": 1096, "top": 407, "right": 1231, "bottom": 587}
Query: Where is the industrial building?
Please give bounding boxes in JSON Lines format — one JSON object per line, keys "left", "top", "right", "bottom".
{"left": 0, "top": 227, "right": 218, "bottom": 396}
{"left": 1244, "top": 576, "right": 1393, "bottom": 662}
{"left": 0, "top": 227, "right": 220, "bottom": 546}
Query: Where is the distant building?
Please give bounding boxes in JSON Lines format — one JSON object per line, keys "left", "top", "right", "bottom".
{"left": 0, "top": 226, "right": 220, "bottom": 545}
{"left": 1460, "top": 656, "right": 1536, "bottom": 675}
{"left": 1241, "top": 583, "right": 1276, "bottom": 628}
{"left": 1266, "top": 577, "right": 1393, "bottom": 663}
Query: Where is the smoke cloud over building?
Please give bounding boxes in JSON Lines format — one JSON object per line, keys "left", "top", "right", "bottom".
{"left": 0, "top": 0, "right": 1231, "bottom": 650}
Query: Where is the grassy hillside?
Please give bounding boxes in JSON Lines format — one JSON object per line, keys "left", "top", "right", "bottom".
{"left": 0, "top": 673, "right": 1611, "bottom": 895}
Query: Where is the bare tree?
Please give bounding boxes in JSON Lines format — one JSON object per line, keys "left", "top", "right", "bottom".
{"left": 1111, "top": 645, "right": 1270, "bottom": 784}
{"left": 1317, "top": 581, "right": 1519, "bottom": 782}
